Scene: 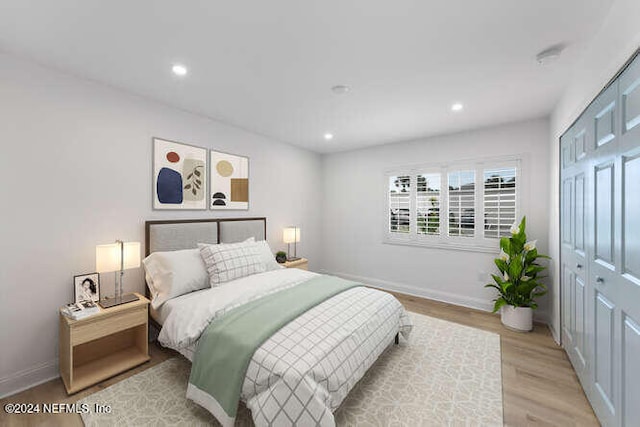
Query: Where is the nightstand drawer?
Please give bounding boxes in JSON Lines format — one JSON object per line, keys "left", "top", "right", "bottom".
{"left": 72, "top": 307, "right": 147, "bottom": 345}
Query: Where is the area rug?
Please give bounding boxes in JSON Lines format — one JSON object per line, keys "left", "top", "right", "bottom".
{"left": 79, "top": 312, "right": 502, "bottom": 426}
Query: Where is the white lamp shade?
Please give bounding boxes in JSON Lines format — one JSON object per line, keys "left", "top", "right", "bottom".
{"left": 96, "top": 243, "right": 120, "bottom": 273}
{"left": 123, "top": 242, "right": 141, "bottom": 269}
{"left": 96, "top": 241, "right": 141, "bottom": 273}
{"left": 283, "top": 227, "right": 301, "bottom": 244}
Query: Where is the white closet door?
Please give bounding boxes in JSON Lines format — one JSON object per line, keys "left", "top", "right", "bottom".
{"left": 561, "top": 115, "right": 590, "bottom": 382}
{"left": 561, "top": 51, "right": 640, "bottom": 427}
{"left": 617, "top": 55, "right": 640, "bottom": 427}
{"left": 589, "top": 82, "right": 620, "bottom": 427}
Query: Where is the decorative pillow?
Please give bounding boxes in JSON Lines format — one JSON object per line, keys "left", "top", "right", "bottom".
{"left": 142, "top": 248, "right": 209, "bottom": 309}
{"left": 199, "top": 239, "right": 266, "bottom": 286}
{"left": 255, "top": 240, "right": 284, "bottom": 271}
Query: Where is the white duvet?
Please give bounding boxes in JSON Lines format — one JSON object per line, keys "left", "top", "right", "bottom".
{"left": 159, "top": 268, "right": 318, "bottom": 350}
{"left": 159, "top": 268, "right": 413, "bottom": 426}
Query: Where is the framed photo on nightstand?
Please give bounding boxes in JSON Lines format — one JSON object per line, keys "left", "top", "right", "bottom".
{"left": 74, "top": 272, "right": 100, "bottom": 303}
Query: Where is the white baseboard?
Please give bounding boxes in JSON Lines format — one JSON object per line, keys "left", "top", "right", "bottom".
{"left": 533, "top": 311, "right": 550, "bottom": 327}
{"left": 324, "top": 270, "right": 550, "bottom": 324}
{"left": 323, "top": 270, "right": 494, "bottom": 312}
{"left": 0, "top": 360, "right": 59, "bottom": 399}
{"left": 548, "top": 321, "right": 561, "bottom": 345}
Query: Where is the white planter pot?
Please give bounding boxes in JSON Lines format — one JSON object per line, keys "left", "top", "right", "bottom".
{"left": 501, "top": 306, "right": 533, "bottom": 332}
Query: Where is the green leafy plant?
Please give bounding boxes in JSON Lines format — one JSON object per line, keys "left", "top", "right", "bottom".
{"left": 275, "top": 251, "right": 287, "bottom": 263}
{"left": 485, "top": 217, "right": 550, "bottom": 313}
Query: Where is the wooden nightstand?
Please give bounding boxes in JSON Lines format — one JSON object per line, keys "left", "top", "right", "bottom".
{"left": 283, "top": 258, "right": 308, "bottom": 270}
{"left": 59, "top": 293, "right": 150, "bottom": 394}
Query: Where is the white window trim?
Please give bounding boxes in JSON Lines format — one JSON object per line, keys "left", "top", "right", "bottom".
{"left": 384, "top": 155, "right": 522, "bottom": 253}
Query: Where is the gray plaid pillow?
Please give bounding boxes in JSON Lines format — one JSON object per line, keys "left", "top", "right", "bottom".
{"left": 199, "top": 240, "right": 266, "bottom": 286}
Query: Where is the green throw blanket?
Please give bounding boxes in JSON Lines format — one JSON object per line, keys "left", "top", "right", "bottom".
{"left": 186, "top": 275, "right": 361, "bottom": 426}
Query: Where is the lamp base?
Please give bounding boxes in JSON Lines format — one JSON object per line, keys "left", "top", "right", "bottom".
{"left": 99, "top": 293, "right": 139, "bottom": 309}
{"left": 286, "top": 256, "right": 301, "bottom": 262}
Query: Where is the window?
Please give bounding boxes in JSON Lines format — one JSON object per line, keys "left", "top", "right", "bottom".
{"left": 385, "top": 158, "right": 520, "bottom": 251}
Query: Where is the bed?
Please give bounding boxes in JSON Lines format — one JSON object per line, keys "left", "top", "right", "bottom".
{"left": 144, "top": 218, "right": 412, "bottom": 427}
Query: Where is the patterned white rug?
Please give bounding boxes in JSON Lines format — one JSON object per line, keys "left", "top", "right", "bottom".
{"left": 79, "top": 312, "right": 502, "bottom": 426}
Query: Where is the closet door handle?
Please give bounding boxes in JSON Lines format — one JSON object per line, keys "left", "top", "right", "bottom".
{"left": 576, "top": 264, "right": 583, "bottom": 269}
{"left": 596, "top": 276, "right": 604, "bottom": 284}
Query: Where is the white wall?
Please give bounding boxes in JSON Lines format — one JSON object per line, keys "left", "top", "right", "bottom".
{"left": 320, "top": 118, "right": 550, "bottom": 315}
{"left": 548, "top": 0, "right": 640, "bottom": 342}
{"left": 0, "top": 53, "right": 323, "bottom": 397}
{"left": 6, "top": 0, "right": 638, "bottom": 393}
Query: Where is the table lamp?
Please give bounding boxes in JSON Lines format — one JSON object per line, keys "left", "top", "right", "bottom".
{"left": 96, "top": 240, "right": 140, "bottom": 308}
{"left": 283, "top": 226, "right": 301, "bottom": 261}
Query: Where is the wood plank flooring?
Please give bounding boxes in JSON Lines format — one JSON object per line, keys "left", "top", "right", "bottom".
{"left": 391, "top": 292, "right": 598, "bottom": 426}
{"left": 1, "top": 292, "right": 598, "bottom": 426}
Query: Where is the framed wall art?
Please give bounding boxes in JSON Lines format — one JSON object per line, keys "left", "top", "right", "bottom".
{"left": 153, "top": 138, "right": 207, "bottom": 210}
{"left": 210, "top": 150, "right": 249, "bottom": 210}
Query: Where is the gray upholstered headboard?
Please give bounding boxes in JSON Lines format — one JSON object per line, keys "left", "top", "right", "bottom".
{"left": 144, "top": 217, "right": 267, "bottom": 300}
{"left": 145, "top": 217, "right": 267, "bottom": 255}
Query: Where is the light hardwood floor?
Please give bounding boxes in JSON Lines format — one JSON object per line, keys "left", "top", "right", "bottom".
{"left": 391, "top": 292, "right": 598, "bottom": 426}
{"left": 1, "top": 292, "right": 598, "bottom": 426}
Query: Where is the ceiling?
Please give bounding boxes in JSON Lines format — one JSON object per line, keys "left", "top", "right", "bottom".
{"left": 0, "top": 0, "right": 614, "bottom": 153}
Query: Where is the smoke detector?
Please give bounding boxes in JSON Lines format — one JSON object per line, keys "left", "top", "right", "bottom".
{"left": 331, "top": 85, "right": 350, "bottom": 94}
{"left": 536, "top": 44, "right": 565, "bottom": 65}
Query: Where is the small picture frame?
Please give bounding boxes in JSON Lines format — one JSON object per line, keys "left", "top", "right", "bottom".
{"left": 74, "top": 273, "right": 100, "bottom": 303}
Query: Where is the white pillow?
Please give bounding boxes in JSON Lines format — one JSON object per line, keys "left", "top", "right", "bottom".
{"left": 255, "top": 240, "right": 284, "bottom": 271}
{"left": 199, "top": 239, "right": 266, "bottom": 286}
{"left": 142, "top": 248, "right": 209, "bottom": 309}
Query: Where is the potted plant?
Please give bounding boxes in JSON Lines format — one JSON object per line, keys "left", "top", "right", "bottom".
{"left": 275, "top": 251, "right": 287, "bottom": 264}
{"left": 485, "top": 217, "right": 549, "bottom": 332}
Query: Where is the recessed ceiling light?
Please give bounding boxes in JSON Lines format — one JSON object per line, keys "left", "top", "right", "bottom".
{"left": 172, "top": 64, "right": 188, "bottom": 76}
{"left": 536, "top": 44, "right": 565, "bottom": 65}
{"left": 331, "top": 85, "right": 350, "bottom": 95}
{"left": 324, "top": 133, "right": 334, "bottom": 140}
{"left": 451, "top": 103, "right": 464, "bottom": 112}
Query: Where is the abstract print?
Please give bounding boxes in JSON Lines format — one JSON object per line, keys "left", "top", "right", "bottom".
{"left": 210, "top": 150, "right": 249, "bottom": 210}
{"left": 153, "top": 138, "right": 207, "bottom": 210}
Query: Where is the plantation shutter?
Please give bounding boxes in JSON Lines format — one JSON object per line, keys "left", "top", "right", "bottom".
{"left": 448, "top": 170, "right": 476, "bottom": 237}
{"left": 389, "top": 175, "right": 410, "bottom": 233}
{"left": 483, "top": 167, "right": 517, "bottom": 238}
{"left": 416, "top": 173, "right": 441, "bottom": 235}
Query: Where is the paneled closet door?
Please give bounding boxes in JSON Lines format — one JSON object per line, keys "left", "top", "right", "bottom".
{"left": 560, "top": 115, "right": 591, "bottom": 383}
{"left": 589, "top": 82, "right": 620, "bottom": 427}
{"left": 561, "top": 51, "right": 640, "bottom": 427}
{"left": 616, "top": 55, "right": 640, "bottom": 427}
{"left": 560, "top": 131, "right": 575, "bottom": 351}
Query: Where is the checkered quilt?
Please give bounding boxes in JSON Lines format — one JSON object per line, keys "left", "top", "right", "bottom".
{"left": 159, "top": 270, "right": 412, "bottom": 426}
{"left": 240, "top": 286, "right": 412, "bottom": 426}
